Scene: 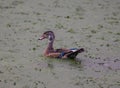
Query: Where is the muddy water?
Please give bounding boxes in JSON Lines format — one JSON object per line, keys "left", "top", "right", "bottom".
{"left": 0, "top": 0, "right": 120, "bottom": 88}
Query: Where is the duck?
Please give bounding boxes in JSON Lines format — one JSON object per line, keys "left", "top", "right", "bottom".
{"left": 38, "top": 31, "right": 84, "bottom": 59}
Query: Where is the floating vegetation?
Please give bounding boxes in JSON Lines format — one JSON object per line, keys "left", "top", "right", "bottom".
{"left": 24, "top": 20, "right": 31, "bottom": 23}
{"left": 6, "top": 24, "right": 12, "bottom": 27}
{"left": 36, "top": 12, "right": 41, "bottom": 15}
{"left": 108, "top": 20, "right": 119, "bottom": 25}
{"left": 32, "top": 47, "right": 36, "bottom": 51}
{"left": 12, "top": 60, "right": 15, "bottom": 62}
{"left": 4, "top": 80, "right": 7, "bottom": 83}
{"left": 13, "top": 82, "right": 16, "bottom": 86}
{"left": 96, "top": 48, "right": 100, "bottom": 51}
{"left": 86, "top": 35, "right": 92, "bottom": 38}
{"left": 91, "top": 30, "right": 97, "bottom": 34}
{"left": 97, "top": 37, "right": 105, "bottom": 40}
{"left": 15, "top": 12, "right": 29, "bottom": 15}
{"left": 100, "top": 44, "right": 104, "bottom": 47}
{"left": 19, "top": 65, "right": 24, "bottom": 68}
{"left": 48, "top": 63, "right": 54, "bottom": 69}
{"left": 67, "top": 28, "right": 76, "bottom": 33}
{"left": 0, "top": 0, "right": 120, "bottom": 88}
{"left": 79, "top": 16, "right": 84, "bottom": 19}
{"left": 64, "top": 16, "right": 70, "bottom": 19}
{"left": 24, "top": 28, "right": 30, "bottom": 31}
{"left": 0, "top": 70, "right": 4, "bottom": 74}
{"left": 114, "top": 39, "right": 120, "bottom": 42}
{"left": 0, "top": 58, "right": 3, "bottom": 61}
{"left": 108, "top": 31, "right": 113, "bottom": 34}
{"left": 112, "top": 12, "right": 119, "bottom": 16}
{"left": 106, "top": 44, "right": 110, "bottom": 47}
{"left": 104, "top": 17, "right": 119, "bottom": 25}
{"left": 68, "top": 59, "right": 82, "bottom": 70}
{"left": 114, "top": 59, "right": 120, "bottom": 62}
{"left": 55, "top": 23, "right": 64, "bottom": 29}
{"left": 116, "top": 32, "right": 120, "bottom": 35}
{"left": 97, "top": 24, "right": 103, "bottom": 29}
{"left": 0, "top": 6, "right": 15, "bottom": 9}
{"left": 32, "top": 22, "right": 37, "bottom": 25}
{"left": 32, "top": 81, "right": 46, "bottom": 88}
{"left": 75, "top": 6, "right": 85, "bottom": 16}
{"left": 12, "top": 1, "right": 24, "bottom": 6}
{"left": 55, "top": 15, "right": 61, "bottom": 18}
{"left": 34, "top": 67, "right": 42, "bottom": 72}
{"left": 36, "top": 45, "right": 41, "bottom": 47}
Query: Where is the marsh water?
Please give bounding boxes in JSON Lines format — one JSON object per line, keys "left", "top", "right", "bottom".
{"left": 0, "top": 0, "right": 120, "bottom": 88}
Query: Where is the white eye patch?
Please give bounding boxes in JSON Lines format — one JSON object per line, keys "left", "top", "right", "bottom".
{"left": 48, "top": 35, "right": 53, "bottom": 41}
{"left": 48, "top": 35, "right": 51, "bottom": 39}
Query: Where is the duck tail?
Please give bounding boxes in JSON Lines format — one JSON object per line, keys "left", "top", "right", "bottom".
{"left": 78, "top": 48, "right": 84, "bottom": 53}
{"left": 66, "top": 48, "right": 85, "bottom": 59}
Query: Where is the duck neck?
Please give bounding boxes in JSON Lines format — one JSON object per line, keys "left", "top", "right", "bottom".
{"left": 47, "top": 40, "right": 54, "bottom": 50}
{"left": 44, "top": 40, "right": 54, "bottom": 55}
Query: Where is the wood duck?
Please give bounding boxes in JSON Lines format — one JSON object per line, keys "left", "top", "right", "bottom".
{"left": 38, "top": 31, "right": 84, "bottom": 59}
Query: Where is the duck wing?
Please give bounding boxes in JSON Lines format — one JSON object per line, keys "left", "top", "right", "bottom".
{"left": 66, "top": 48, "right": 84, "bottom": 59}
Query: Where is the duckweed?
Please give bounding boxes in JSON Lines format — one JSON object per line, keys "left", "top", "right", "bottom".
{"left": 98, "top": 24, "right": 103, "bottom": 29}
{"left": 91, "top": 30, "right": 97, "bottom": 34}
{"left": 7, "top": 24, "right": 11, "bottom": 27}
{"left": 36, "top": 12, "right": 41, "bottom": 15}
{"left": 65, "top": 16, "right": 70, "bottom": 19}
{"left": 101, "top": 37, "right": 105, "bottom": 40}
{"left": 67, "top": 29, "right": 76, "bottom": 33}
{"left": 116, "top": 33, "right": 120, "bottom": 35}
{"left": 114, "top": 39, "right": 119, "bottom": 42}
{"left": 1, "top": 0, "right": 120, "bottom": 88}
{"left": 13, "top": 82, "right": 16, "bottom": 86}
{"left": 12, "top": 1, "right": 24, "bottom": 6}
{"left": 106, "top": 17, "right": 119, "bottom": 25}
{"left": 79, "top": 16, "right": 84, "bottom": 19}
{"left": 0, "top": 71, "right": 4, "bottom": 74}
{"left": 0, "top": 58, "right": 3, "bottom": 61}
{"left": 106, "top": 44, "right": 110, "bottom": 47}
{"left": 108, "top": 31, "right": 113, "bottom": 34}
{"left": 86, "top": 35, "right": 92, "bottom": 38}
{"left": 48, "top": 63, "right": 54, "bottom": 69}
{"left": 55, "top": 23, "right": 64, "bottom": 29}
{"left": 33, "top": 22, "right": 37, "bottom": 25}
{"left": 33, "top": 47, "right": 36, "bottom": 51}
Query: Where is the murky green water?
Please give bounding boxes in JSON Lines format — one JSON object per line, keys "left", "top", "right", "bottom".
{"left": 0, "top": 0, "right": 120, "bottom": 88}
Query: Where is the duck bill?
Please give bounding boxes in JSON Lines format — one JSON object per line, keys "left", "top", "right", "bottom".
{"left": 38, "top": 36, "right": 45, "bottom": 40}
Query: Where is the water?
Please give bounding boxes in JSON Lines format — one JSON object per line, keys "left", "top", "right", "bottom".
{"left": 0, "top": 0, "right": 120, "bottom": 88}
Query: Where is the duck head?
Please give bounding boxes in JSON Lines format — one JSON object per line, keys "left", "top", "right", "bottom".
{"left": 38, "top": 31, "right": 55, "bottom": 42}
